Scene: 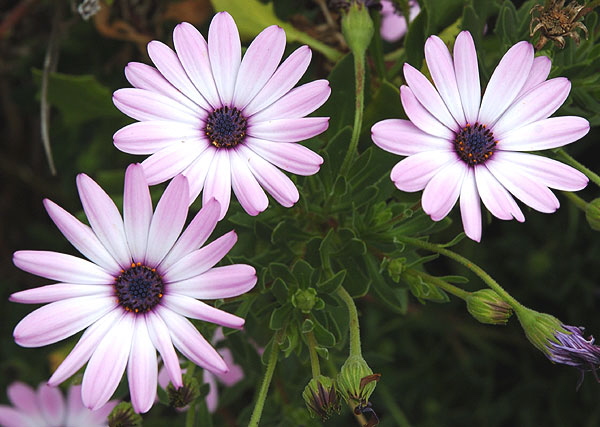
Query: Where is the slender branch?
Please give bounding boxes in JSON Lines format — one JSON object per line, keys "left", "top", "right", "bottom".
{"left": 339, "top": 50, "right": 366, "bottom": 177}
{"left": 397, "top": 236, "right": 524, "bottom": 311}
{"left": 408, "top": 268, "right": 471, "bottom": 300}
{"left": 562, "top": 190, "right": 588, "bottom": 211}
{"left": 336, "top": 286, "right": 362, "bottom": 357}
{"left": 248, "top": 338, "right": 280, "bottom": 427}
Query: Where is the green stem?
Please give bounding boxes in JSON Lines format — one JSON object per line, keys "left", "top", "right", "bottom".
{"left": 185, "top": 401, "right": 196, "bottom": 427}
{"left": 562, "top": 190, "right": 588, "bottom": 211}
{"left": 336, "top": 286, "right": 362, "bottom": 357}
{"left": 248, "top": 339, "right": 280, "bottom": 427}
{"left": 306, "top": 330, "right": 321, "bottom": 378}
{"left": 397, "top": 236, "right": 524, "bottom": 311}
{"left": 555, "top": 148, "right": 600, "bottom": 188}
{"left": 339, "top": 50, "right": 366, "bottom": 178}
{"left": 407, "top": 268, "right": 471, "bottom": 300}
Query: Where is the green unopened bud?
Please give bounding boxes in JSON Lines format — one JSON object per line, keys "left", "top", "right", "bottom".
{"left": 167, "top": 375, "right": 201, "bottom": 409}
{"left": 387, "top": 258, "right": 406, "bottom": 283}
{"left": 585, "top": 198, "right": 600, "bottom": 231}
{"left": 341, "top": 2, "right": 374, "bottom": 56}
{"left": 292, "top": 288, "right": 318, "bottom": 313}
{"left": 302, "top": 375, "right": 341, "bottom": 420}
{"left": 336, "top": 355, "right": 379, "bottom": 404}
{"left": 516, "top": 307, "right": 565, "bottom": 356}
{"left": 466, "top": 289, "right": 513, "bottom": 325}
{"left": 108, "top": 402, "right": 143, "bottom": 427}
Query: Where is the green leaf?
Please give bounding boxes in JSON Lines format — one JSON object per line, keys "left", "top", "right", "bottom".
{"left": 317, "top": 270, "right": 347, "bottom": 294}
{"left": 311, "top": 317, "right": 336, "bottom": 347}
{"left": 292, "top": 259, "right": 317, "bottom": 289}
{"left": 301, "top": 318, "right": 315, "bottom": 333}
{"left": 320, "top": 126, "right": 353, "bottom": 192}
{"left": 365, "top": 254, "right": 408, "bottom": 314}
{"left": 32, "top": 70, "right": 122, "bottom": 127}
{"left": 269, "top": 304, "right": 292, "bottom": 331}
{"left": 271, "top": 278, "right": 289, "bottom": 304}
{"left": 316, "top": 54, "right": 355, "bottom": 137}
{"left": 269, "top": 262, "right": 295, "bottom": 285}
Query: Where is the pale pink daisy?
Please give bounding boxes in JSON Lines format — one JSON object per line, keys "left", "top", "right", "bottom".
{"left": 0, "top": 382, "right": 117, "bottom": 427}
{"left": 10, "top": 163, "right": 257, "bottom": 413}
{"left": 380, "top": 0, "right": 420, "bottom": 42}
{"left": 112, "top": 12, "right": 331, "bottom": 219}
{"left": 371, "top": 31, "right": 589, "bottom": 241}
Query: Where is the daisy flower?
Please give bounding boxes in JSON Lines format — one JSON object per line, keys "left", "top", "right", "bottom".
{"left": 10, "top": 163, "right": 257, "bottom": 413}
{"left": 0, "top": 382, "right": 117, "bottom": 427}
{"left": 380, "top": 0, "right": 420, "bottom": 43}
{"left": 113, "top": 12, "right": 331, "bottom": 219}
{"left": 371, "top": 31, "right": 589, "bottom": 241}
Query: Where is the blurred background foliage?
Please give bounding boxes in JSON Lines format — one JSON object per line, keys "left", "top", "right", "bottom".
{"left": 1, "top": 0, "right": 600, "bottom": 426}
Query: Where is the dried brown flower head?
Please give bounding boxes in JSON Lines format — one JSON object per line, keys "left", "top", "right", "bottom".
{"left": 529, "top": 0, "right": 590, "bottom": 49}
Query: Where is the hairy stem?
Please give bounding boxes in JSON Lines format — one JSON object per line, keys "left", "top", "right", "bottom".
{"left": 336, "top": 286, "right": 362, "bottom": 357}
{"left": 555, "top": 148, "right": 600, "bottom": 188}
{"left": 248, "top": 338, "right": 280, "bottom": 427}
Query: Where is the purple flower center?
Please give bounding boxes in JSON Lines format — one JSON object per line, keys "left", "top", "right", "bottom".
{"left": 205, "top": 106, "right": 248, "bottom": 148}
{"left": 114, "top": 262, "right": 164, "bottom": 313}
{"left": 453, "top": 122, "right": 498, "bottom": 166}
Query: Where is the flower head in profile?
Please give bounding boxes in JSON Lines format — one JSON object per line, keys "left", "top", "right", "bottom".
{"left": 371, "top": 31, "right": 589, "bottom": 241}
{"left": 10, "top": 163, "right": 257, "bottom": 413}
{"left": 113, "top": 12, "right": 331, "bottom": 219}
{"left": 380, "top": 0, "right": 420, "bottom": 42}
{"left": 0, "top": 382, "right": 118, "bottom": 427}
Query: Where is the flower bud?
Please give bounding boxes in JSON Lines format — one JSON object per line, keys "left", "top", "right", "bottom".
{"left": 341, "top": 2, "right": 375, "bottom": 56}
{"left": 108, "top": 402, "right": 143, "bottom": 427}
{"left": 466, "top": 289, "right": 513, "bottom": 325}
{"left": 302, "top": 375, "right": 341, "bottom": 420}
{"left": 167, "top": 375, "right": 201, "bottom": 409}
{"left": 585, "top": 198, "right": 600, "bottom": 231}
{"left": 515, "top": 307, "right": 564, "bottom": 356}
{"left": 336, "top": 355, "right": 379, "bottom": 403}
{"left": 292, "top": 288, "right": 318, "bottom": 313}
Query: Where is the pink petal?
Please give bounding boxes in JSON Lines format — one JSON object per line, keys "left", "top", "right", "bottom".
{"left": 157, "top": 307, "right": 228, "bottom": 374}
{"left": 494, "top": 151, "right": 588, "bottom": 191}
{"left": 123, "top": 164, "right": 152, "bottom": 262}
{"left": 203, "top": 371, "right": 219, "bottom": 413}
{"left": 216, "top": 347, "right": 244, "bottom": 386}
{"left": 243, "top": 45, "right": 312, "bottom": 116}
{"left": 400, "top": 86, "right": 455, "bottom": 139}
{"left": 233, "top": 25, "right": 286, "bottom": 108}
{"left": 250, "top": 80, "right": 331, "bottom": 122}
{"left": 7, "top": 382, "right": 37, "bottom": 411}
{"left": 163, "top": 231, "right": 237, "bottom": 283}
{"left": 248, "top": 117, "right": 329, "bottom": 142}
{"left": 459, "top": 168, "right": 482, "bottom": 242}
{"left": 173, "top": 22, "right": 221, "bottom": 109}
{"left": 498, "top": 116, "right": 589, "bottom": 151}
{"left": 453, "top": 31, "right": 481, "bottom": 124}
{"left": 485, "top": 154, "right": 560, "bottom": 213}
{"left": 114, "top": 120, "right": 203, "bottom": 155}
{"left": 123, "top": 62, "right": 202, "bottom": 113}
{"left": 390, "top": 151, "right": 457, "bottom": 192}
{"left": 203, "top": 149, "right": 232, "bottom": 219}
{"left": 208, "top": 12, "right": 241, "bottom": 105}
{"left": 181, "top": 147, "right": 217, "bottom": 202}
{"left": 478, "top": 41, "right": 534, "bottom": 125}
{"left": 127, "top": 317, "right": 158, "bottom": 414}
{"left": 230, "top": 149, "right": 269, "bottom": 215}
{"left": 113, "top": 88, "right": 201, "bottom": 124}
{"left": 168, "top": 264, "right": 257, "bottom": 300}
{"left": 0, "top": 407, "right": 32, "bottom": 427}
{"left": 159, "top": 198, "right": 221, "bottom": 271}
{"left": 380, "top": 1, "right": 408, "bottom": 42}
{"left": 424, "top": 35, "right": 466, "bottom": 125}
{"left": 245, "top": 137, "right": 323, "bottom": 175}
{"left": 475, "top": 166, "right": 524, "bottom": 221}
{"left": 76, "top": 173, "right": 131, "bottom": 269}
{"left": 82, "top": 313, "right": 134, "bottom": 410}
{"left": 145, "top": 175, "right": 190, "bottom": 266}
{"left": 66, "top": 385, "right": 85, "bottom": 414}
{"left": 518, "top": 55, "right": 552, "bottom": 97}
{"left": 146, "top": 311, "right": 182, "bottom": 389}
{"left": 13, "top": 296, "right": 117, "bottom": 348}
{"left": 43, "top": 199, "right": 120, "bottom": 273}
{"left": 38, "top": 385, "right": 65, "bottom": 426}
{"left": 371, "top": 119, "right": 450, "bottom": 156}
{"left": 162, "top": 294, "right": 245, "bottom": 329}
{"left": 10, "top": 283, "right": 112, "bottom": 304}
{"left": 49, "top": 309, "right": 123, "bottom": 386}
{"left": 242, "top": 146, "right": 299, "bottom": 207}
{"left": 147, "top": 40, "right": 210, "bottom": 110}
{"left": 422, "top": 159, "right": 468, "bottom": 220}
{"left": 13, "top": 251, "right": 114, "bottom": 284}
{"left": 492, "top": 78, "right": 571, "bottom": 137}
{"left": 141, "top": 142, "right": 207, "bottom": 186}
{"left": 403, "top": 63, "right": 459, "bottom": 131}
